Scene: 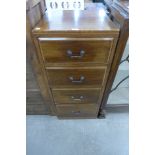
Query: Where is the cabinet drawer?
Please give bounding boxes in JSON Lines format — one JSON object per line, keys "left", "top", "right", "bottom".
{"left": 39, "top": 38, "right": 114, "bottom": 64}
{"left": 52, "top": 89, "right": 101, "bottom": 104}
{"left": 56, "top": 104, "right": 98, "bottom": 118}
{"left": 46, "top": 67, "right": 107, "bottom": 88}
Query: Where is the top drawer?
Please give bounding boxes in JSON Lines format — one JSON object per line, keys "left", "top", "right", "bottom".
{"left": 38, "top": 38, "right": 115, "bottom": 64}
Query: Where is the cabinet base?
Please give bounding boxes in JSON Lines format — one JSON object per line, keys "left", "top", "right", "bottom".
{"left": 98, "top": 109, "right": 106, "bottom": 119}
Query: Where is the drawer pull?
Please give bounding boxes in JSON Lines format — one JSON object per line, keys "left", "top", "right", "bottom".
{"left": 71, "top": 96, "right": 84, "bottom": 101}
{"left": 69, "top": 76, "right": 85, "bottom": 83}
{"left": 72, "top": 111, "right": 81, "bottom": 115}
{"left": 67, "top": 50, "right": 85, "bottom": 59}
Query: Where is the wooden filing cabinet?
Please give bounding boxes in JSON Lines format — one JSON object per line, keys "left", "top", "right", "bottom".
{"left": 31, "top": 3, "right": 120, "bottom": 118}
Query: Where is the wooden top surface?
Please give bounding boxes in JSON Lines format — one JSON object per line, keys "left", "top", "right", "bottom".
{"left": 32, "top": 3, "right": 119, "bottom": 34}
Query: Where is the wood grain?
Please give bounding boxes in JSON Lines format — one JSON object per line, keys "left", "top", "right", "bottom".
{"left": 39, "top": 38, "right": 114, "bottom": 64}
{"left": 32, "top": 3, "right": 119, "bottom": 34}
{"left": 56, "top": 104, "right": 98, "bottom": 118}
{"left": 98, "top": 0, "right": 129, "bottom": 117}
{"left": 46, "top": 67, "right": 107, "bottom": 89}
{"left": 52, "top": 89, "right": 101, "bottom": 104}
{"left": 31, "top": 3, "right": 120, "bottom": 118}
{"left": 26, "top": 0, "right": 56, "bottom": 115}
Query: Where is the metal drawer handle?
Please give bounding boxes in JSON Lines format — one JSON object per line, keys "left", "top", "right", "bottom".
{"left": 69, "top": 76, "right": 85, "bottom": 83}
{"left": 71, "top": 96, "right": 84, "bottom": 101}
{"left": 72, "top": 111, "right": 81, "bottom": 115}
{"left": 67, "top": 50, "right": 85, "bottom": 59}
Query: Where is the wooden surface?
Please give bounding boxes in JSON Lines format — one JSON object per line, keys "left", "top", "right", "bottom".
{"left": 31, "top": 3, "right": 120, "bottom": 118}
{"left": 53, "top": 89, "right": 101, "bottom": 104}
{"left": 39, "top": 38, "right": 115, "bottom": 64}
{"left": 26, "top": 1, "right": 129, "bottom": 117}
{"left": 113, "top": 0, "right": 129, "bottom": 14}
{"left": 26, "top": 0, "right": 56, "bottom": 115}
{"left": 32, "top": 3, "right": 119, "bottom": 34}
{"left": 98, "top": 0, "right": 129, "bottom": 117}
{"left": 26, "top": 54, "right": 50, "bottom": 114}
{"left": 46, "top": 67, "right": 107, "bottom": 88}
{"left": 56, "top": 104, "right": 98, "bottom": 118}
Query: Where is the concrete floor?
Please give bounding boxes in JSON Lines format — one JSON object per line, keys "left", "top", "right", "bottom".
{"left": 27, "top": 113, "right": 128, "bottom": 155}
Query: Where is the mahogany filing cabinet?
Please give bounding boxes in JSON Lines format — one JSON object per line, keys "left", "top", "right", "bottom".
{"left": 31, "top": 3, "right": 120, "bottom": 118}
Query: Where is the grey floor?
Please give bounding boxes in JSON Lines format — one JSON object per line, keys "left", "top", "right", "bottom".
{"left": 27, "top": 113, "right": 128, "bottom": 155}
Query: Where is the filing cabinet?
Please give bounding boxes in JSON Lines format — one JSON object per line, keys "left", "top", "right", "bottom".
{"left": 32, "top": 3, "right": 120, "bottom": 118}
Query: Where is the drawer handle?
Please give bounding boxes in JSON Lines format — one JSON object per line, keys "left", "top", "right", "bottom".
{"left": 72, "top": 111, "right": 81, "bottom": 115}
{"left": 67, "top": 50, "right": 85, "bottom": 59}
{"left": 71, "top": 96, "right": 84, "bottom": 101}
{"left": 69, "top": 76, "right": 85, "bottom": 83}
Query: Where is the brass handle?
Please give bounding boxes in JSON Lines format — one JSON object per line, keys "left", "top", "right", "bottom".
{"left": 67, "top": 50, "right": 85, "bottom": 59}
{"left": 72, "top": 111, "right": 81, "bottom": 115}
{"left": 69, "top": 76, "right": 85, "bottom": 83}
{"left": 71, "top": 96, "right": 84, "bottom": 101}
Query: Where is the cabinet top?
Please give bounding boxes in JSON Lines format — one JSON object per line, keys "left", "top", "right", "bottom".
{"left": 32, "top": 3, "right": 119, "bottom": 35}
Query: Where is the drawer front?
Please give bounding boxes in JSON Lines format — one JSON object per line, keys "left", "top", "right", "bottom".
{"left": 39, "top": 38, "right": 114, "bottom": 64}
{"left": 46, "top": 67, "right": 107, "bottom": 88}
{"left": 52, "top": 89, "right": 101, "bottom": 104}
{"left": 56, "top": 104, "right": 98, "bottom": 118}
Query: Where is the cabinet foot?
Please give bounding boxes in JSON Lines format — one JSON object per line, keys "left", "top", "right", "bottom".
{"left": 98, "top": 109, "right": 106, "bottom": 119}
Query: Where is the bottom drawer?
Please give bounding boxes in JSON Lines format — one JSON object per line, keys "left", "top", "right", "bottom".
{"left": 56, "top": 104, "right": 99, "bottom": 118}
